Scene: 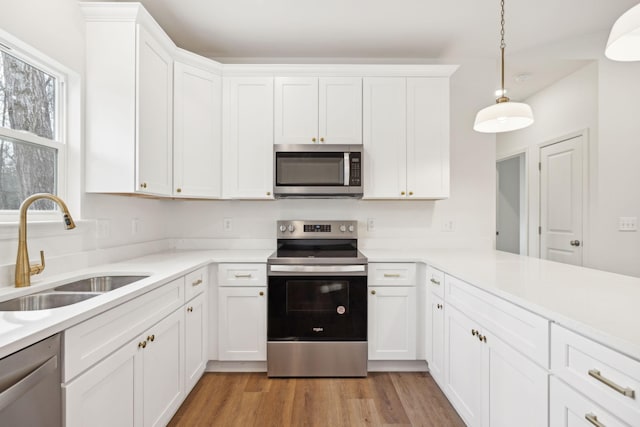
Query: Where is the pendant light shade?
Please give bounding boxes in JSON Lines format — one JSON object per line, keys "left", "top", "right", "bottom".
{"left": 474, "top": 0, "right": 534, "bottom": 133}
{"left": 606, "top": 3, "right": 640, "bottom": 61}
{"left": 474, "top": 100, "right": 534, "bottom": 133}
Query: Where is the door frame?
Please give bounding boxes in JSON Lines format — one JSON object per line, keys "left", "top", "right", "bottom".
{"left": 496, "top": 149, "right": 529, "bottom": 255}
{"left": 536, "top": 129, "right": 590, "bottom": 263}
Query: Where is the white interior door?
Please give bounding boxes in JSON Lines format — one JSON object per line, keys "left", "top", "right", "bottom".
{"left": 540, "top": 135, "right": 585, "bottom": 266}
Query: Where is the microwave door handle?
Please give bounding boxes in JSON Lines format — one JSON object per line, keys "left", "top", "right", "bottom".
{"left": 344, "top": 153, "right": 350, "bottom": 186}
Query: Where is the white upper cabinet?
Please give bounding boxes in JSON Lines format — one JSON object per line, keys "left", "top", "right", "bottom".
{"left": 82, "top": 4, "right": 175, "bottom": 196}
{"left": 275, "top": 77, "right": 362, "bottom": 145}
{"left": 363, "top": 77, "right": 407, "bottom": 198}
{"left": 222, "top": 77, "right": 274, "bottom": 199}
{"left": 363, "top": 76, "right": 451, "bottom": 200}
{"left": 173, "top": 59, "right": 222, "bottom": 198}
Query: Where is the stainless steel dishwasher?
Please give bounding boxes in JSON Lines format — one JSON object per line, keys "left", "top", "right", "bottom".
{"left": 0, "top": 334, "right": 61, "bottom": 427}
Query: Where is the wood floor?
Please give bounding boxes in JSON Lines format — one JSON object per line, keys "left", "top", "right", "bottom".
{"left": 169, "top": 372, "right": 465, "bottom": 426}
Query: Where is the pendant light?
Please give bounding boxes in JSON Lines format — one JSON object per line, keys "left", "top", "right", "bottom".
{"left": 605, "top": 3, "right": 640, "bottom": 61}
{"left": 474, "top": 0, "right": 534, "bottom": 133}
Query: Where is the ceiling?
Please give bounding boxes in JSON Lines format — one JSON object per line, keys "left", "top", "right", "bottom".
{"left": 105, "top": 0, "right": 639, "bottom": 99}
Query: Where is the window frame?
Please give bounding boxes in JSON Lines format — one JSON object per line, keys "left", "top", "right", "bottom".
{"left": 0, "top": 36, "right": 68, "bottom": 221}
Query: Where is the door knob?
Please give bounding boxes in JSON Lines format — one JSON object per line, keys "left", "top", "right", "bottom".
{"left": 570, "top": 240, "right": 581, "bottom": 247}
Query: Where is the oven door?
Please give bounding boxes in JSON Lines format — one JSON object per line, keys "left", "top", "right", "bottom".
{"left": 268, "top": 274, "right": 367, "bottom": 341}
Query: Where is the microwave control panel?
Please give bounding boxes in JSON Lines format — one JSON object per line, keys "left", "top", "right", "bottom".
{"left": 349, "top": 153, "right": 361, "bottom": 186}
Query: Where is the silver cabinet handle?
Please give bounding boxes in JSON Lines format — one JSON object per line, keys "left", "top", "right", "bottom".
{"left": 588, "top": 369, "right": 635, "bottom": 398}
{"left": 0, "top": 355, "right": 57, "bottom": 412}
{"left": 585, "top": 413, "right": 606, "bottom": 427}
{"left": 234, "top": 273, "right": 253, "bottom": 278}
{"left": 430, "top": 278, "right": 441, "bottom": 285}
{"left": 383, "top": 273, "right": 401, "bottom": 278}
{"left": 192, "top": 279, "right": 203, "bottom": 286}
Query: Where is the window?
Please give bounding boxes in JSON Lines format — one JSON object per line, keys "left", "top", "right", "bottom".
{"left": 0, "top": 41, "right": 65, "bottom": 213}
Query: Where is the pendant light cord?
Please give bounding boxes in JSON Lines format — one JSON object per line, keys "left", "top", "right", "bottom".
{"left": 498, "top": 0, "right": 509, "bottom": 103}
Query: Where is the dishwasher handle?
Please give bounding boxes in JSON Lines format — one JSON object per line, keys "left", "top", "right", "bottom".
{"left": 0, "top": 355, "right": 58, "bottom": 412}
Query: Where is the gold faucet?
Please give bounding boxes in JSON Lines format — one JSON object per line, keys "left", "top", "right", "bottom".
{"left": 15, "top": 193, "right": 76, "bottom": 287}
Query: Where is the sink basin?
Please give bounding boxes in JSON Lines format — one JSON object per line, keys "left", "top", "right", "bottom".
{"left": 53, "top": 275, "right": 149, "bottom": 293}
{"left": 0, "top": 292, "right": 98, "bottom": 311}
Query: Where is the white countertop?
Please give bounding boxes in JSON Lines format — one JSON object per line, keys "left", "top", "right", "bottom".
{"left": 2, "top": 247, "right": 639, "bottom": 363}
{"left": 0, "top": 249, "right": 272, "bottom": 359}
{"left": 363, "top": 248, "right": 640, "bottom": 361}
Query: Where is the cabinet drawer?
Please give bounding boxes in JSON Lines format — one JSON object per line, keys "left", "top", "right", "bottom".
{"left": 185, "top": 266, "right": 207, "bottom": 301}
{"left": 64, "top": 277, "right": 184, "bottom": 381}
{"left": 550, "top": 376, "right": 635, "bottom": 427}
{"left": 426, "top": 265, "right": 444, "bottom": 298}
{"left": 368, "top": 263, "right": 416, "bottom": 286}
{"left": 445, "top": 274, "right": 549, "bottom": 367}
{"left": 551, "top": 324, "right": 640, "bottom": 423}
{"left": 217, "top": 263, "right": 266, "bottom": 286}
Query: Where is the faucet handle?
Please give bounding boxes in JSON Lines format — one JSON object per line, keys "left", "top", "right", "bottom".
{"left": 29, "top": 250, "right": 45, "bottom": 275}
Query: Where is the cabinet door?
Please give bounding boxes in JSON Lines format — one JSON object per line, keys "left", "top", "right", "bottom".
{"left": 222, "top": 77, "right": 274, "bottom": 199}
{"left": 64, "top": 337, "right": 142, "bottom": 427}
{"left": 185, "top": 293, "right": 207, "bottom": 394}
{"left": 406, "top": 77, "right": 450, "bottom": 199}
{"left": 363, "top": 77, "right": 407, "bottom": 198}
{"left": 274, "top": 77, "right": 318, "bottom": 144}
{"left": 319, "top": 77, "right": 362, "bottom": 145}
{"left": 483, "top": 328, "right": 548, "bottom": 427}
{"left": 445, "top": 304, "right": 483, "bottom": 427}
{"left": 136, "top": 25, "right": 173, "bottom": 196}
{"left": 430, "top": 294, "right": 445, "bottom": 388}
{"left": 218, "top": 287, "right": 267, "bottom": 361}
{"left": 368, "top": 286, "right": 416, "bottom": 360}
{"left": 173, "top": 62, "right": 222, "bottom": 198}
{"left": 142, "top": 309, "right": 185, "bottom": 427}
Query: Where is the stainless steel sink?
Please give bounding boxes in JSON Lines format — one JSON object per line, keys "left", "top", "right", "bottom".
{"left": 0, "top": 292, "right": 98, "bottom": 311}
{"left": 53, "top": 275, "right": 148, "bottom": 293}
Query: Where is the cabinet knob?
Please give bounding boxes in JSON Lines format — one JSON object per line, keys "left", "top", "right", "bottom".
{"left": 266, "top": 191, "right": 271, "bottom": 196}
{"left": 471, "top": 329, "right": 478, "bottom": 336}
{"left": 401, "top": 191, "right": 405, "bottom": 196}
{"left": 312, "top": 137, "right": 317, "bottom": 143}
{"left": 320, "top": 137, "right": 324, "bottom": 143}
{"left": 176, "top": 188, "right": 182, "bottom": 193}
{"left": 371, "top": 290, "right": 376, "bottom": 295}
{"left": 187, "top": 307, "right": 193, "bottom": 312}
{"left": 409, "top": 191, "right": 414, "bottom": 196}
{"left": 138, "top": 340, "right": 147, "bottom": 349}
{"left": 477, "top": 334, "right": 487, "bottom": 343}
{"left": 259, "top": 291, "right": 264, "bottom": 296}
{"left": 147, "top": 334, "right": 155, "bottom": 342}
{"left": 436, "top": 303, "right": 443, "bottom": 309}
{"left": 140, "top": 182, "right": 147, "bottom": 189}
{"left": 570, "top": 240, "right": 581, "bottom": 247}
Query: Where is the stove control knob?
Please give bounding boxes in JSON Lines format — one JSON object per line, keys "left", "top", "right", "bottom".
{"left": 279, "top": 224, "right": 287, "bottom": 232}
{"left": 288, "top": 224, "right": 296, "bottom": 232}
{"left": 339, "top": 225, "right": 347, "bottom": 232}
{"left": 348, "top": 225, "right": 355, "bottom": 232}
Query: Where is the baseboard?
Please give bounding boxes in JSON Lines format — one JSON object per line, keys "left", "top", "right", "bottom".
{"left": 206, "top": 359, "right": 429, "bottom": 373}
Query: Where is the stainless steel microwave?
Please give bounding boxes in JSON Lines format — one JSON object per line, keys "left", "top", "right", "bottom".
{"left": 273, "top": 144, "right": 363, "bottom": 198}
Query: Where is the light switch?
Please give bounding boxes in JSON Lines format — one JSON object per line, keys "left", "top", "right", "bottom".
{"left": 223, "top": 218, "right": 232, "bottom": 231}
{"left": 618, "top": 216, "right": 638, "bottom": 231}
{"left": 367, "top": 218, "right": 375, "bottom": 231}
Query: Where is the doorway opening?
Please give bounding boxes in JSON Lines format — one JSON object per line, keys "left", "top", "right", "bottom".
{"left": 496, "top": 153, "right": 527, "bottom": 255}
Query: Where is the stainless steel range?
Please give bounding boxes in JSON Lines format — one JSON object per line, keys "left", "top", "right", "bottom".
{"left": 267, "top": 220, "right": 367, "bottom": 377}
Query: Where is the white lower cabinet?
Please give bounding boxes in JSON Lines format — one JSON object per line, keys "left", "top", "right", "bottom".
{"left": 445, "top": 303, "right": 548, "bottom": 427}
{"left": 185, "top": 292, "right": 207, "bottom": 393}
{"left": 218, "top": 286, "right": 267, "bottom": 360}
{"left": 368, "top": 286, "right": 417, "bottom": 360}
{"left": 65, "top": 308, "right": 184, "bottom": 427}
{"left": 430, "top": 293, "right": 445, "bottom": 388}
{"left": 550, "top": 376, "right": 632, "bottom": 427}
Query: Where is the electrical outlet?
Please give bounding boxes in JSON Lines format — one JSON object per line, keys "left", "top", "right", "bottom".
{"left": 223, "top": 218, "right": 233, "bottom": 231}
{"left": 619, "top": 216, "right": 638, "bottom": 231}
{"left": 442, "top": 220, "right": 455, "bottom": 232}
{"left": 131, "top": 218, "right": 140, "bottom": 235}
{"left": 367, "top": 218, "right": 375, "bottom": 231}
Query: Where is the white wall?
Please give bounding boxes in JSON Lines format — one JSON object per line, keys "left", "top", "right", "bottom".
{"left": 498, "top": 42, "right": 640, "bottom": 277}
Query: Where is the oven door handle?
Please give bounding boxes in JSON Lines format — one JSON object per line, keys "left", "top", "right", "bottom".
{"left": 269, "top": 265, "right": 366, "bottom": 274}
